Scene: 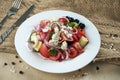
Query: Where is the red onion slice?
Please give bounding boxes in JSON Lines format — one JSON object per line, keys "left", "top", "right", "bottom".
{"left": 64, "top": 28, "right": 78, "bottom": 34}
{"left": 49, "top": 21, "right": 63, "bottom": 30}
{"left": 65, "top": 50, "right": 69, "bottom": 59}
{"left": 33, "top": 25, "right": 42, "bottom": 32}
{"left": 27, "top": 41, "right": 34, "bottom": 51}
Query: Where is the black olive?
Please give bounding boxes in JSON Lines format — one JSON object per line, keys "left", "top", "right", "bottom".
{"left": 66, "top": 16, "right": 70, "bottom": 19}
{"left": 79, "top": 23, "right": 85, "bottom": 29}
{"left": 69, "top": 17, "right": 74, "bottom": 22}
{"left": 66, "top": 16, "right": 74, "bottom": 22}
{"left": 74, "top": 19, "right": 79, "bottom": 23}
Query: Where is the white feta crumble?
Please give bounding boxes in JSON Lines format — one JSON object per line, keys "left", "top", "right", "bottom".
{"left": 51, "top": 32, "right": 60, "bottom": 40}
{"left": 61, "top": 41, "right": 67, "bottom": 50}
{"left": 32, "top": 35, "right": 38, "bottom": 43}
{"left": 54, "top": 26, "right": 59, "bottom": 32}
{"left": 67, "top": 26, "right": 73, "bottom": 30}
{"left": 42, "top": 25, "right": 51, "bottom": 32}
{"left": 61, "top": 26, "right": 72, "bottom": 38}
{"left": 49, "top": 40, "right": 59, "bottom": 46}
{"left": 49, "top": 32, "right": 60, "bottom": 46}
{"left": 67, "top": 33, "right": 72, "bottom": 38}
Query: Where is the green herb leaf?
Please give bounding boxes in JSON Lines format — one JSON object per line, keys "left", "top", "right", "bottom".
{"left": 67, "top": 22, "right": 78, "bottom": 28}
{"left": 48, "top": 48, "right": 58, "bottom": 56}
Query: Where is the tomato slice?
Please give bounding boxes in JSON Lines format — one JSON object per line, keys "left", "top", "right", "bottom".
{"left": 72, "top": 42, "right": 84, "bottom": 53}
{"left": 49, "top": 52, "right": 61, "bottom": 61}
{"left": 60, "top": 32, "right": 73, "bottom": 41}
{"left": 36, "top": 31, "right": 41, "bottom": 35}
{"left": 77, "top": 28, "right": 86, "bottom": 39}
{"left": 59, "top": 18, "right": 68, "bottom": 24}
{"left": 39, "top": 43, "right": 50, "bottom": 58}
{"left": 60, "top": 32, "right": 68, "bottom": 41}
{"left": 72, "top": 34, "right": 79, "bottom": 41}
{"left": 68, "top": 47, "right": 78, "bottom": 58}
{"left": 40, "top": 20, "right": 50, "bottom": 28}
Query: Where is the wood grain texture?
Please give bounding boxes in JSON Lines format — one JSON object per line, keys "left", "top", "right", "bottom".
{"left": 0, "top": 0, "right": 120, "bottom": 65}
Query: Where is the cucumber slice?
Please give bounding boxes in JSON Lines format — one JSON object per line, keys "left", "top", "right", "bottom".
{"left": 33, "top": 41, "right": 42, "bottom": 51}
{"left": 30, "top": 32, "right": 36, "bottom": 42}
{"left": 68, "top": 22, "right": 78, "bottom": 28}
{"left": 29, "top": 32, "right": 42, "bottom": 51}
{"left": 79, "top": 36, "right": 88, "bottom": 48}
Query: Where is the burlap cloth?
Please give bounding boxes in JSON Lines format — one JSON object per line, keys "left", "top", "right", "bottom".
{"left": 0, "top": 0, "right": 120, "bottom": 65}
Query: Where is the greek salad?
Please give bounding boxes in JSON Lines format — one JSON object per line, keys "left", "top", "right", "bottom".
{"left": 28, "top": 16, "right": 89, "bottom": 61}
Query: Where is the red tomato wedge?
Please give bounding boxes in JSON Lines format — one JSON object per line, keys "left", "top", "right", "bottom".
{"left": 59, "top": 18, "right": 68, "bottom": 24}
{"left": 40, "top": 20, "right": 50, "bottom": 28}
{"left": 54, "top": 51, "right": 67, "bottom": 62}
{"left": 77, "top": 28, "right": 86, "bottom": 38}
{"left": 60, "top": 32, "right": 68, "bottom": 41}
{"left": 60, "top": 32, "right": 73, "bottom": 41}
{"left": 39, "top": 43, "right": 50, "bottom": 58}
{"left": 72, "top": 34, "right": 79, "bottom": 41}
{"left": 49, "top": 52, "right": 61, "bottom": 61}
{"left": 68, "top": 47, "right": 78, "bottom": 58}
{"left": 72, "top": 42, "right": 84, "bottom": 53}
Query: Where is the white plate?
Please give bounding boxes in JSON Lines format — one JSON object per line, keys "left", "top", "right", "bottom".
{"left": 15, "top": 10, "right": 101, "bottom": 73}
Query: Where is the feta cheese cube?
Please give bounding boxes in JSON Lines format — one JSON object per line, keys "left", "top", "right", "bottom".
{"left": 61, "top": 41, "right": 67, "bottom": 50}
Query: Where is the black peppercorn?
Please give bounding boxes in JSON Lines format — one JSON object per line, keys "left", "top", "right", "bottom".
{"left": 19, "top": 71, "right": 24, "bottom": 74}
{"left": 4, "top": 63, "right": 7, "bottom": 66}
{"left": 113, "top": 34, "right": 118, "bottom": 37}
{"left": 15, "top": 55, "right": 19, "bottom": 58}
{"left": 96, "top": 66, "right": 100, "bottom": 70}
{"left": 81, "top": 73, "right": 85, "bottom": 77}
{"left": 11, "top": 62, "right": 16, "bottom": 65}
{"left": 19, "top": 60, "right": 22, "bottom": 63}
